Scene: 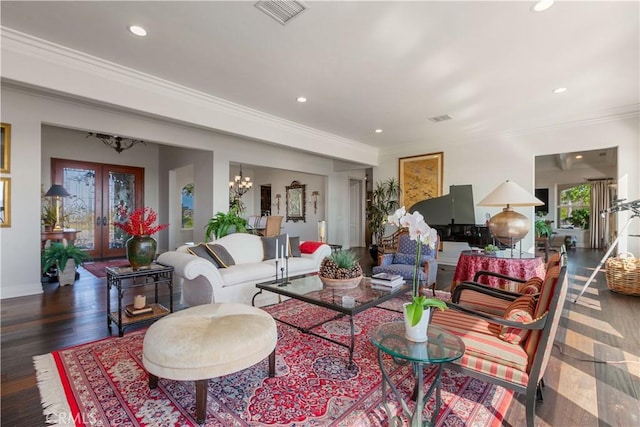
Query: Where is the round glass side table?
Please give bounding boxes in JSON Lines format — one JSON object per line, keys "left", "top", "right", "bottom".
{"left": 370, "top": 322, "right": 465, "bottom": 426}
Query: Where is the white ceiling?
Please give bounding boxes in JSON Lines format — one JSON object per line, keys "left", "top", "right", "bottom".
{"left": 1, "top": 1, "right": 638, "bottom": 150}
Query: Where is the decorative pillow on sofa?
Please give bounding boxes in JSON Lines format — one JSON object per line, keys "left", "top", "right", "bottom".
{"left": 288, "top": 236, "right": 301, "bottom": 257}
{"left": 205, "top": 244, "right": 235, "bottom": 268}
{"left": 488, "top": 294, "right": 537, "bottom": 344}
{"left": 187, "top": 243, "right": 220, "bottom": 268}
{"left": 261, "top": 234, "right": 291, "bottom": 260}
{"left": 300, "top": 241, "right": 324, "bottom": 254}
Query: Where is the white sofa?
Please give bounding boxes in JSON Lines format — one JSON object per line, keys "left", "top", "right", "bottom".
{"left": 157, "top": 233, "right": 331, "bottom": 307}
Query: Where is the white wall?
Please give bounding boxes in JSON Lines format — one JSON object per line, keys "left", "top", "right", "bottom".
{"left": 0, "top": 87, "right": 364, "bottom": 298}
{"left": 377, "top": 117, "right": 640, "bottom": 256}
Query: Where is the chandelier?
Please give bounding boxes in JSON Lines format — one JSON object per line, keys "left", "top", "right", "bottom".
{"left": 229, "top": 165, "right": 253, "bottom": 198}
{"left": 87, "top": 132, "right": 146, "bottom": 153}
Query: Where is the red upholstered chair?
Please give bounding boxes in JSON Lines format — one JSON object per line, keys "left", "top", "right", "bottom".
{"left": 431, "top": 255, "right": 569, "bottom": 427}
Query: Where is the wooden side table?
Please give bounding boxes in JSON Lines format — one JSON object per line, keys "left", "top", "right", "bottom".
{"left": 106, "top": 262, "right": 174, "bottom": 337}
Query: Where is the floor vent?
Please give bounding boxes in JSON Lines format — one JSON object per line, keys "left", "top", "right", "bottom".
{"left": 255, "top": 1, "right": 307, "bottom": 25}
{"left": 429, "top": 114, "right": 453, "bottom": 123}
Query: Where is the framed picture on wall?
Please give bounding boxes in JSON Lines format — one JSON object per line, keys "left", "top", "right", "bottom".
{"left": 1, "top": 123, "right": 10, "bottom": 174}
{"left": 0, "top": 177, "right": 10, "bottom": 227}
{"left": 399, "top": 152, "right": 443, "bottom": 210}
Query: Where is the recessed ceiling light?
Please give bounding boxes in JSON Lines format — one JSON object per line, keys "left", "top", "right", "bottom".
{"left": 129, "top": 25, "right": 147, "bottom": 37}
{"left": 374, "top": 129, "right": 383, "bottom": 133}
{"left": 575, "top": 155, "right": 583, "bottom": 159}
{"left": 553, "top": 87, "right": 567, "bottom": 94}
{"left": 296, "top": 97, "right": 307, "bottom": 103}
{"left": 531, "top": 0, "right": 554, "bottom": 12}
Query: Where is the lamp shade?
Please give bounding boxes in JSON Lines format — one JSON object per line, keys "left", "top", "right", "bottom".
{"left": 477, "top": 180, "right": 543, "bottom": 207}
{"left": 44, "top": 184, "right": 71, "bottom": 198}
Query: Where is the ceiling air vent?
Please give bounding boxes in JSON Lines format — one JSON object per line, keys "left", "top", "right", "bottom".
{"left": 428, "top": 114, "right": 452, "bottom": 123}
{"left": 255, "top": 1, "right": 307, "bottom": 25}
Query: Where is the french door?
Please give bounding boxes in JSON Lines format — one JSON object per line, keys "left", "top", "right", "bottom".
{"left": 52, "top": 158, "right": 144, "bottom": 260}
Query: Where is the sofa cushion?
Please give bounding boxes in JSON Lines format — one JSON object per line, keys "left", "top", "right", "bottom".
{"left": 187, "top": 243, "right": 220, "bottom": 268}
{"left": 206, "top": 244, "right": 235, "bottom": 268}
{"left": 219, "top": 262, "right": 276, "bottom": 287}
{"left": 300, "top": 241, "right": 324, "bottom": 254}
{"left": 214, "top": 233, "right": 264, "bottom": 264}
{"left": 517, "top": 277, "right": 543, "bottom": 294}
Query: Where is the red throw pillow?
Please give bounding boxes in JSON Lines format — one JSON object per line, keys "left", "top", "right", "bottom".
{"left": 300, "top": 241, "right": 324, "bottom": 254}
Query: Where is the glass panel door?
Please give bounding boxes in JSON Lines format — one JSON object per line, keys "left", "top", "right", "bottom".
{"left": 53, "top": 158, "right": 144, "bottom": 260}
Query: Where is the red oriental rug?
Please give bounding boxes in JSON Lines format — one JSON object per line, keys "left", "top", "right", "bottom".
{"left": 34, "top": 296, "right": 513, "bottom": 426}
{"left": 81, "top": 259, "right": 130, "bottom": 278}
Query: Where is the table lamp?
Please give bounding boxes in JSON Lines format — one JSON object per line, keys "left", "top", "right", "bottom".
{"left": 477, "top": 180, "right": 543, "bottom": 246}
{"left": 44, "top": 184, "right": 71, "bottom": 231}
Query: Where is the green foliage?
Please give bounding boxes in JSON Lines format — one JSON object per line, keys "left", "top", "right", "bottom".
{"left": 560, "top": 184, "right": 590, "bottom": 205}
{"left": 568, "top": 209, "right": 590, "bottom": 229}
{"left": 204, "top": 205, "right": 248, "bottom": 240}
{"left": 405, "top": 296, "right": 448, "bottom": 327}
{"left": 484, "top": 244, "right": 499, "bottom": 253}
{"left": 41, "top": 243, "right": 91, "bottom": 274}
{"left": 368, "top": 178, "right": 401, "bottom": 245}
{"left": 535, "top": 220, "right": 553, "bottom": 237}
{"left": 329, "top": 250, "right": 358, "bottom": 269}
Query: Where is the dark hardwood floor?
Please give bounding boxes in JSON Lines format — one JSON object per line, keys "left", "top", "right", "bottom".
{"left": 1, "top": 248, "right": 638, "bottom": 426}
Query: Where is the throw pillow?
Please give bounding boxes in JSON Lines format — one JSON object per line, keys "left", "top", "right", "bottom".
{"left": 517, "top": 277, "right": 543, "bottom": 294}
{"left": 205, "top": 244, "right": 235, "bottom": 268}
{"left": 261, "top": 234, "right": 288, "bottom": 260}
{"left": 289, "top": 236, "right": 302, "bottom": 257}
{"left": 488, "top": 294, "right": 536, "bottom": 344}
{"left": 187, "top": 243, "right": 220, "bottom": 268}
{"left": 300, "top": 241, "right": 324, "bottom": 254}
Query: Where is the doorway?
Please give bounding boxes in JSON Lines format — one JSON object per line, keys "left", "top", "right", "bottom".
{"left": 52, "top": 158, "right": 144, "bottom": 259}
{"left": 260, "top": 185, "right": 271, "bottom": 216}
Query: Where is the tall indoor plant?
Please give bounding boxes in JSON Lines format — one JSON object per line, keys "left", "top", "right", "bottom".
{"left": 368, "top": 178, "right": 401, "bottom": 262}
{"left": 113, "top": 206, "right": 168, "bottom": 270}
{"left": 388, "top": 207, "right": 447, "bottom": 341}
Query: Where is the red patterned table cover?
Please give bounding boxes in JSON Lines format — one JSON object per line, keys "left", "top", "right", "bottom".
{"left": 452, "top": 250, "right": 545, "bottom": 291}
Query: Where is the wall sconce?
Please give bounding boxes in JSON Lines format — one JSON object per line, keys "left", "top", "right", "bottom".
{"left": 318, "top": 220, "right": 327, "bottom": 243}
{"left": 275, "top": 194, "right": 282, "bottom": 214}
{"left": 311, "top": 191, "right": 320, "bottom": 214}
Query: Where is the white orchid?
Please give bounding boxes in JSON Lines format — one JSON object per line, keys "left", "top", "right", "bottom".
{"left": 387, "top": 206, "right": 446, "bottom": 326}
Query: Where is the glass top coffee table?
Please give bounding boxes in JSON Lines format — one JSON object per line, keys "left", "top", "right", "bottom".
{"left": 370, "top": 323, "right": 465, "bottom": 426}
{"left": 254, "top": 274, "right": 409, "bottom": 368}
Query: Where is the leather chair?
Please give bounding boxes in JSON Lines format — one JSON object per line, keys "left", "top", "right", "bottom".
{"left": 372, "top": 231, "right": 438, "bottom": 295}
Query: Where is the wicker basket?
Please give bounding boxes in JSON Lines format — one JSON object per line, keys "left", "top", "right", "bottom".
{"left": 605, "top": 253, "right": 640, "bottom": 296}
{"left": 319, "top": 275, "right": 363, "bottom": 289}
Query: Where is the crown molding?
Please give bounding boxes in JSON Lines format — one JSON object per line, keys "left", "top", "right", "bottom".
{"left": 0, "top": 27, "right": 378, "bottom": 165}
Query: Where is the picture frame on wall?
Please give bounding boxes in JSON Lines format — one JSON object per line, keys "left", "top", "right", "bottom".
{"left": 0, "top": 177, "right": 10, "bottom": 227}
{"left": 1, "top": 123, "right": 10, "bottom": 174}
{"left": 398, "top": 152, "right": 444, "bottom": 210}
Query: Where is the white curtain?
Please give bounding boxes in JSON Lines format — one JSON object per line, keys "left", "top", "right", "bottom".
{"left": 589, "top": 180, "right": 612, "bottom": 249}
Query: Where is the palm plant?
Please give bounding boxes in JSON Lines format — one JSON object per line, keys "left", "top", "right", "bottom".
{"left": 368, "top": 178, "right": 401, "bottom": 246}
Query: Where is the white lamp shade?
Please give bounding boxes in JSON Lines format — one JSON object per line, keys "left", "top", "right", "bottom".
{"left": 477, "top": 180, "right": 544, "bottom": 207}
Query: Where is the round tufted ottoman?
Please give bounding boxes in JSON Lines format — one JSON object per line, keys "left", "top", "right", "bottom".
{"left": 142, "top": 303, "right": 277, "bottom": 424}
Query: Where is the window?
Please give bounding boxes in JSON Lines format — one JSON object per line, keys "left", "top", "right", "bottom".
{"left": 558, "top": 183, "right": 590, "bottom": 229}
{"left": 181, "top": 183, "right": 194, "bottom": 229}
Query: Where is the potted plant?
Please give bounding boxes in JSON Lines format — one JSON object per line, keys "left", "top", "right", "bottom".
{"left": 41, "top": 242, "right": 91, "bottom": 285}
{"left": 113, "top": 206, "right": 169, "bottom": 270}
{"left": 387, "top": 207, "right": 447, "bottom": 341}
{"left": 484, "top": 244, "right": 499, "bottom": 255}
{"left": 319, "top": 250, "right": 363, "bottom": 289}
{"left": 204, "top": 205, "right": 248, "bottom": 241}
{"left": 367, "top": 178, "right": 401, "bottom": 262}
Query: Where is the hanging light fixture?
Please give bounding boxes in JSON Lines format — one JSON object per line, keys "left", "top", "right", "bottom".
{"left": 87, "top": 133, "right": 146, "bottom": 153}
{"left": 229, "top": 165, "right": 253, "bottom": 199}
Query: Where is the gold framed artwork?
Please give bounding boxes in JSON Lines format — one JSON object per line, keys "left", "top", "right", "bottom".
{"left": 0, "top": 177, "right": 10, "bottom": 227}
{"left": 285, "top": 180, "right": 306, "bottom": 222}
{"left": 398, "top": 152, "right": 444, "bottom": 209}
{"left": 1, "top": 123, "right": 10, "bottom": 173}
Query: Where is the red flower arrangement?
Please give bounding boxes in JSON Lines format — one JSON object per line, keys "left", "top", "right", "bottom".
{"left": 113, "top": 207, "right": 169, "bottom": 236}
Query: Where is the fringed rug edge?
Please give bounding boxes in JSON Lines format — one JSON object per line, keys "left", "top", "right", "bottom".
{"left": 34, "top": 353, "right": 73, "bottom": 427}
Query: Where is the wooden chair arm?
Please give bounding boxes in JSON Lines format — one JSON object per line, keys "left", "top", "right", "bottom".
{"left": 446, "top": 302, "right": 548, "bottom": 330}
{"left": 472, "top": 269, "right": 528, "bottom": 283}
{"left": 452, "top": 281, "right": 522, "bottom": 303}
